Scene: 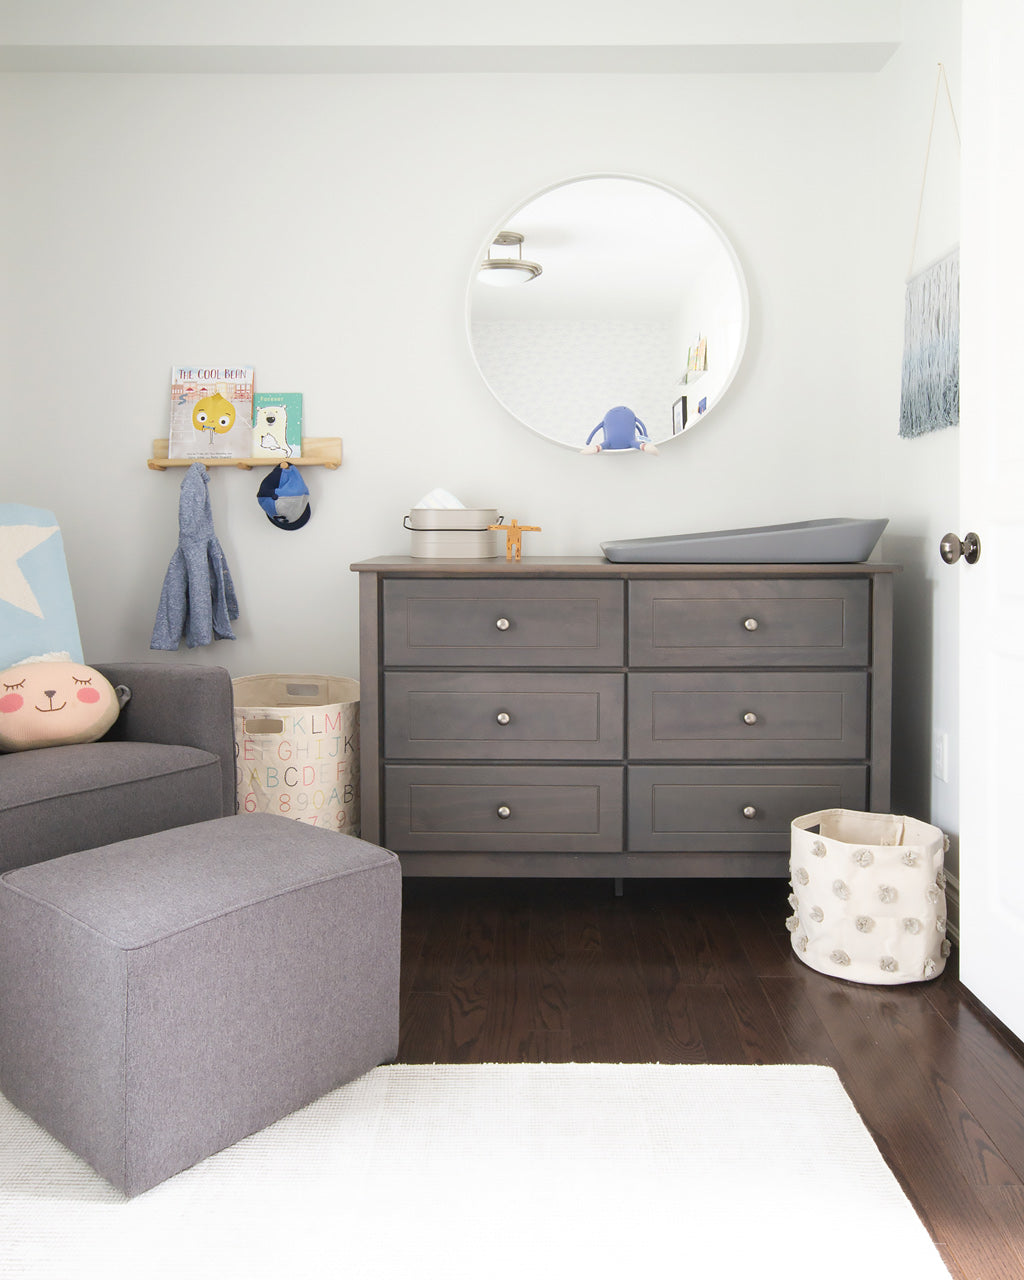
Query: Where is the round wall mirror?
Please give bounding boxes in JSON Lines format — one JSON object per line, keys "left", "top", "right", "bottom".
{"left": 467, "top": 174, "right": 749, "bottom": 451}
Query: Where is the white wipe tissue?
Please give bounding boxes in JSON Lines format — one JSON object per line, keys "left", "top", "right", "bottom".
{"left": 413, "top": 488, "right": 466, "bottom": 510}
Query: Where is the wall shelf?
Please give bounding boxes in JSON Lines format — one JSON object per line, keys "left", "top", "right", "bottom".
{"left": 148, "top": 437, "right": 342, "bottom": 471}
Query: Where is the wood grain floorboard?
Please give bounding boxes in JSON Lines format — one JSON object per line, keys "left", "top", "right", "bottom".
{"left": 723, "top": 975, "right": 794, "bottom": 1064}
{"left": 758, "top": 941, "right": 1023, "bottom": 1279}
{"left": 396, "top": 876, "right": 1024, "bottom": 1278}
{"left": 403, "top": 882, "right": 465, "bottom": 996}
{"left": 622, "top": 894, "right": 706, "bottom": 1060}
{"left": 564, "top": 896, "right": 659, "bottom": 1061}
{"left": 398, "top": 991, "right": 450, "bottom": 1065}
{"left": 524, "top": 885, "right": 570, "bottom": 1036}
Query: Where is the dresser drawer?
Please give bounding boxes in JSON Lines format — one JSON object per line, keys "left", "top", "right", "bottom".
{"left": 383, "top": 580, "right": 625, "bottom": 667}
{"left": 628, "top": 580, "right": 869, "bottom": 667}
{"left": 384, "top": 672, "right": 624, "bottom": 759}
{"left": 384, "top": 765, "right": 624, "bottom": 851}
{"left": 628, "top": 765, "right": 867, "bottom": 852}
{"left": 628, "top": 672, "right": 867, "bottom": 760}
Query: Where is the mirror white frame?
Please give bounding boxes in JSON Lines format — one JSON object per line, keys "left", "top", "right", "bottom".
{"left": 467, "top": 173, "right": 750, "bottom": 452}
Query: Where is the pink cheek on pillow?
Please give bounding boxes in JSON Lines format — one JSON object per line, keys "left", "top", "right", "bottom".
{"left": 76, "top": 688, "right": 101, "bottom": 705}
{"left": 0, "top": 693, "right": 25, "bottom": 713}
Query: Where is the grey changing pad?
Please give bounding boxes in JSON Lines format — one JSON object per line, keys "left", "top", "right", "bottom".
{"left": 600, "top": 518, "right": 888, "bottom": 564}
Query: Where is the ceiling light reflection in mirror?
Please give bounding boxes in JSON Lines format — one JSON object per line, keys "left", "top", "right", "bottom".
{"left": 468, "top": 175, "right": 749, "bottom": 451}
{"left": 478, "top": 231, "right": 543, "bottom": 286}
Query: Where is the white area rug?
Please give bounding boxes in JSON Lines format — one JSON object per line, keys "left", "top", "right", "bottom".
{"left": 0, "top": 1063, "right": 950, "bottom": 1279}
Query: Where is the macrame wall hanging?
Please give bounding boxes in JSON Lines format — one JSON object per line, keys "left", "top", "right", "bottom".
{"left": 899, "top": 62, "right": 961, "bottom": 439}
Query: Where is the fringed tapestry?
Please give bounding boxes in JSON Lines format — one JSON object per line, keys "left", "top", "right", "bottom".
{"left": 899, "top": 248, "right": 959, "bottom": 438}
{"left": 900, "top": 62, "right": 960, "bottom": 438}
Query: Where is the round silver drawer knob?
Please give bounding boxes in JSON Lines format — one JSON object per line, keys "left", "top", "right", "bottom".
{"left": 743, "top": 617, "right": 759, "bottom": 632}
{"left": 496, "top": 711, "right": 511, "bottom": 725}
{"left": 497, "top": 805, "right": 511, "bottom": 819}
{"left": 742, "top": 711, "right": 758, "bottom": 726}
{"left": 742, "top": 805, "right": 758, "bottom": 819}
{"left": 495, "top": 617, "right": 511, "bottom": 631}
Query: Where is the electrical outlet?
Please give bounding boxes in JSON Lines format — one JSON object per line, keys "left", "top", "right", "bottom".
{"left": 932, "top": 730, "right": 949, "bottom": 783}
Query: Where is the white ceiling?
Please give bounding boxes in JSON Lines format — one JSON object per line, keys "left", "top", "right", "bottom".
{"left": 0, "top": 44, "right": 900, "bottom": 73}
{"left": 471, "top": 176, "right": 739, "bottom": 321}
{"left": 0, "top": 0, "right": 903, "bottom": 73}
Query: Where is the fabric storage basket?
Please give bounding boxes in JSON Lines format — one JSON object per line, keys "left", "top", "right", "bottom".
{"left": 788, "top": 808, "right": 950, "bottom": 985}
{"left": 234, "top": 674, "right": 359, "bottom": 835}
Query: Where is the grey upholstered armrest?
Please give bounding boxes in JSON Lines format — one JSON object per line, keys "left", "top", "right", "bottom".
{"left": 95, "top": 663, "right": 236, "bottom": 816}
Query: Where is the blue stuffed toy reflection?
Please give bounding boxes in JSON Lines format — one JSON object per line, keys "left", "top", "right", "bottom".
{"left": 581, "top": 406, "right": 658, "bottom": 455}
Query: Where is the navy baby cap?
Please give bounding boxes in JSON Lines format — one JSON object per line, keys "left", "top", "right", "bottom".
{"left": 257, "top": 465, "right": 311, "bottom": 530}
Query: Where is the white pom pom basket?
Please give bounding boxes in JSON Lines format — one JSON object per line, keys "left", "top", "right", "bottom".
{"left": 788, "top": 808, "right": 950, "bottom": 985}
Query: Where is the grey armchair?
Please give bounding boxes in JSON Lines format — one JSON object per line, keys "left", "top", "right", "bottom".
{"left": 0, "top": 663, "right": 235, "bottom": 875}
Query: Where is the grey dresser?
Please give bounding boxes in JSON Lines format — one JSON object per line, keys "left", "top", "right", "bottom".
{"left": 351, "top": 557, "right": 897, "bottom": 879}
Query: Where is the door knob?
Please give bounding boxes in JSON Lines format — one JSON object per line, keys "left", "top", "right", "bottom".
{"left": 940, "top": 532, "right": 981, "bottom": 565}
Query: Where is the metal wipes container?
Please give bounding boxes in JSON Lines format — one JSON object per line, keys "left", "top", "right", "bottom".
{"left": 405, "top": 508, "right": 501, "bottom": 558}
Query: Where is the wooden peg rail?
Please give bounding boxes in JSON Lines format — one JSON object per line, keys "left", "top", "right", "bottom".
{"left": 147, "top": 437, "right": 342, "bottom": 471}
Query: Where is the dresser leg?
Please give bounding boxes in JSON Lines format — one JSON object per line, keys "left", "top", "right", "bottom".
{"left": 614, "top": 877, "right": 624, "bottom": 897}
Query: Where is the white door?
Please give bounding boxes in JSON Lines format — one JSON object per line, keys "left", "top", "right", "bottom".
{"left": 957, "top": 0, "right": 1024, "bottom": 1040}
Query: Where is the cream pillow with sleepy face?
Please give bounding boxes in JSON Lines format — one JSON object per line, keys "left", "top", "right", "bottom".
{"left": 0, "top": 661, "right": 123, "bottom": 751}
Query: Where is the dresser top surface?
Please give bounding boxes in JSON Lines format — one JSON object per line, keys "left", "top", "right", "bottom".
{"left": 351, "top": 555, "right": 901, "bottom": 579}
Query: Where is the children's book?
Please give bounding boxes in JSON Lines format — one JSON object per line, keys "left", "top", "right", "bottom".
{"left": 684, "top": 336, "right": 707, "bottom": 383}
{"left": 251, "top": 393, "right": 303, "bottom": 460}
{"left": 168, "top": 367, "right": 254, "bottom": 460}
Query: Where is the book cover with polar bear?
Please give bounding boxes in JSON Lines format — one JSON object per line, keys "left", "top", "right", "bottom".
{"left": 252, "top": 393, "right": 303, "bottom": 460}
{"left": 168, "top": 366, "right": 254, "bottom": 460}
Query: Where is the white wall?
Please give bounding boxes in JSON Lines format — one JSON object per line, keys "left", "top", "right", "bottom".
{"left": 471, "top": 317, "right": 679, "bottom": 445}
{"left": 1, "top": 69, "right": 891, "bottom": 671}
{"left": 0, "top": 1, "right": 962, "bottom": 874}
{"left": 875, "top": 0, "right": 962, "bottom": 877}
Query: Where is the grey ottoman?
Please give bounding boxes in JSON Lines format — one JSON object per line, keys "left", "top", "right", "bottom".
{"left": 0, "top": 813, "right": 401, "bottom": 1197}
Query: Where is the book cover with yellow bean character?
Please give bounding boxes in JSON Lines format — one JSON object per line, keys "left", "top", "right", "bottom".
{"left": 168, "top": 366, "right": 254, "bottom": 460}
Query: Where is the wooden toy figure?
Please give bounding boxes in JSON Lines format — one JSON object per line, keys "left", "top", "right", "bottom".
{"left": 489, "top": 518, "right": 541, "bottom": 561}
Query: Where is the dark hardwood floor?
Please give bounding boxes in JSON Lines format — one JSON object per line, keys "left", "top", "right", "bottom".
{"left": 398, "top": 875, "right": 1024, "bottom": 1279}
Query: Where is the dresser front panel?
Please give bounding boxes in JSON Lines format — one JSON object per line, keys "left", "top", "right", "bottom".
{"left": 383, "top": 579, "right": 625, "bottom": 668}
{"left": 353, "top": 557, "right": 895, "bottom": 878}
{"left": 384, "top": 764, "right": 624, "bottom": 851}
{"left": 627, "top": 765, "right": 868, "bottom": 852}
{"left": 384, "top": 672, "right": 624, "bottom": 760}
{"left": 627, "top": 672, "right": 868, "bottom": 760}
{"left": 629, "top": 579, "right": 870, "bottom": 668}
